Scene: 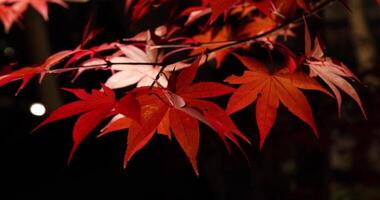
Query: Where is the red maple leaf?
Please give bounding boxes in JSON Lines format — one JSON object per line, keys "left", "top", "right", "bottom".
{"left": 0, "top": 50, "right": 77, "bottom": 94}
{"left": 0, "top": 0, "right": 67, "bottom": 32}
{"left": 240, "top": 16, "right": 277, "bottom": 37}
{"left": 124, "top": 0, "right": 179, "bottom": 24}
{"left": 181, "top": 0, "right": 243, "bottom": 25}
{"left": 33, "top": 85, "right": 116, "bottom": 163}
{"left": 0, "top": 1, "right": 27, "bottom": 32}
{"left": 225, "top": 54, "right": 331, "bottom": 148}
{"left": 192, "top": 26, "right": 234, "bottom": 68}
{"left": 205, "top": 0, "right": 241, "bottom": 23}
{"left": 25, "top": 0, "right": 67, "bottom": 20}
{"left": 101, "top": 59, "right": 249, "bottom": 175}
{"left": 251, "top": 0, "right": 308, "bottom": 21}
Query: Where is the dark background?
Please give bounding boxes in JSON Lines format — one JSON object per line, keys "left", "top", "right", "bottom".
{"left": 0, "top": 0, "right": 379, "bottom": 199}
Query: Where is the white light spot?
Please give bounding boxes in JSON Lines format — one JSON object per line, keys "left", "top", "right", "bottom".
{"left": 30, "top": 103, "right": 46, "bottom": 116}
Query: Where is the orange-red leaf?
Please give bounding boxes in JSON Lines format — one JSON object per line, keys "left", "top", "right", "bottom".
{"left": 251, "top": 0, "right": 307, "bottom": 21}
{"left": 33, "top": 101, "right": 88, "bottom": 132}
{"left": 273, "top": 78, "right": 317, "bottom": 134}
{"left": 192, "top": 26, "right": 232, "bottom": 68}
{"left": 124, "top": 99, "right": 168, "bottom": 168}
{"left": 34, "top": 86, "right": 116, "bottom": 163}
{"left": 116, "top": 93, "right": 141, "bottom": 123}
{"left": 100, "top": 115, "right": 132, "bottom": 137}
{"left": 226, "top": 78, "right": 266, "bottom": 114}
{"left": 69, "top": 107, "right": 112, "bottom": 162}
{"left": 226, "top": 55, "right": 328, "bottom": 148}
{"left": 157, "top": 111, "right": 171, "bottom": 137}
{"left": 175, "top": 57, "right": 201, "bottom": 91}
{"left": 190, "top": 99, "right": 250, "bottom": 145}
{"left": 109, "top": 64, "right": 248, "bottom": 174}
{"left": 0, "top": 50, "right": 77, "bottom": 94}
{"left": 207, "top": 0, "right": 240, "bottom": 24}
{"left": 255, "top": 81, "right": 279, "bottom": 149}
{"left": 0, "top": 0, "right": 66, "bottom": 32}
{"left": 0, "top": 67, "right": 44, "bottom": 95}
{"left": 169, "top": 109, "right": 200, "bottom": 175}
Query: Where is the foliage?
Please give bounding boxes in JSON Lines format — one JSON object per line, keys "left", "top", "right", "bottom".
{"left": 0, "top": 0, "right": 369, "bottom": 174}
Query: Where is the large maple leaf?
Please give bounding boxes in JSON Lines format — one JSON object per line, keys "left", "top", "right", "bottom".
{"left": 34, "top": 85, "right": 116, "bottom": 162}
{"left": 101, "top": 59, "right": 249, "bottom": 175}
{"left": 225, "top": 54, "right": 331, "bottom": 148}
{"left": 303, "top": 20, "right": 366, "bottom": 118}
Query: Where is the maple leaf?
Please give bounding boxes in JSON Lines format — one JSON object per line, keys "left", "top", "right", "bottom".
{"left": 172, "top": 59, "right": 248, "bottom": 149}
{"left": 0, "top": 0, "right": 66, "bottom": 32}
{"left": 0, "top": 0, "right": 27, "bottom": 32}
{"left": 225, "top": 54, "right": 331, "bottom": 148}
{"left": 0, "top": 50, "right": 77, "bottom": 94}
{"left": 181, "top": 0, "right": 243, "bottom": 25}
{"left": 104, "top": 44, "right": 189, "bottom": 89}
{"left": 34, "top": 85, "right": 116, "bottom": 163}
{"left": 101, "top": 59, "right": 249, "bottom": 175}
{"left": 303, "top": 20, "right": 366, "bottom": 118}
{"left": 66, "top": 43, "right": 117, "bottom": 69}
{"left": 101, "top": 114, "right": 132, "bottom": 136}
{"left": 57, "top": 24, "right": 119, "bottom": 80}
{"left": 230, "top": 3, "right": 258, "bottom": 18}
{"left": 240, "top": 16, "right": 277, "bottom": 37}
{"left": 63, "top": 42, "right": 120, "bottom": 81}
{"left": 25, "top": 0, "right": 67, "bottom": 20}
{"left": 126, "top": 0, "right": 151, "bottom": 22}
{"left": 239, "top": 15, "right": 296, "bottom": 42}
{"left": 192, "top": 26, "right": 233, "bottom": 68}
{"left": 206, "top": 0, "right": 241, "bottom": 23}
{"left": 125, "top": 0, "right": 179, "bottom": 24}
{"left": 181, "top": 6, "right": 212, "bottom": 26}
{"left": 251, "top": 0, "right": 307, "bottom": 21}
{"left": 0, "top": 67, "right": 43, "bottom": 94}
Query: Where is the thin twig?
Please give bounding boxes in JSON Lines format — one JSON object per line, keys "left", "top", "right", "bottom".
{"left": 47, "top": 62, "right": 163, "bottom": 74}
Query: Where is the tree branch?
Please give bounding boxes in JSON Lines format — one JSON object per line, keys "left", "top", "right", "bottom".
{"left": 47, "top": 0, "right": 338, "bottom": 75}
{"left": 165, "top": 0, "right": 338, "bottom": 66}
